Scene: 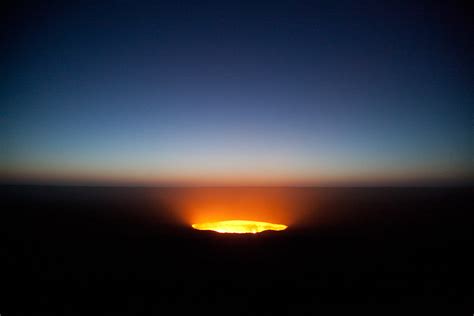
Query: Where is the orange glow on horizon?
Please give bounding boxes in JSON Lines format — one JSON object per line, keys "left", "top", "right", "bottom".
{"left": 192, "top": 220, "right": 287, "bottom": 234}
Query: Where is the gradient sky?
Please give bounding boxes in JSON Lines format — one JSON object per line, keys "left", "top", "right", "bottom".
{"left": 2, "top": 0, "right": 472, "bottom": 185}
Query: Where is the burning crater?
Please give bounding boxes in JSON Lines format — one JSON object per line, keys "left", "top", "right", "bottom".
{"left": 192, "top": 220, "right": 287, "bottom": 234}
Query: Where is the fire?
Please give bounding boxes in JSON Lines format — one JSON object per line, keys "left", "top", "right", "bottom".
{"left": 192, "top": 220, "right": 287, "bottom": 234}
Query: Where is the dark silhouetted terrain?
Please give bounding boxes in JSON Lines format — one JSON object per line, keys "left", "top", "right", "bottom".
{"left": 2, "top": 186, "right": 473, "bottom": 314}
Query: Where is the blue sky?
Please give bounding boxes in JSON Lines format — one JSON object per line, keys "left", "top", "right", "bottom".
{"left": 2, "top": 0, "right": 472, "bottom": 185}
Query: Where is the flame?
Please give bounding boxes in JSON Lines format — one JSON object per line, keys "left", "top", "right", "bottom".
{"left": 192, "top": 220, "right": 287, "bottom": 234}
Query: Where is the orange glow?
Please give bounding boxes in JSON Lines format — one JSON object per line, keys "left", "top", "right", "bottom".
{"left": 192, "top": 220, "right": 287, "bottom": 234}
{"left": 157, "top": 187, "right": 316, "bottom": 228}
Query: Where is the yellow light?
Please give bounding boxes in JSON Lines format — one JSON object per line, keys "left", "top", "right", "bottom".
{"left": 192, "top": 220, "right": 287, "bottom": 234}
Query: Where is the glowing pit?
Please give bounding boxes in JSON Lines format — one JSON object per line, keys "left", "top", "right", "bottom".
{"left": 192, "top": 220, "right": 288, "bottom": 234}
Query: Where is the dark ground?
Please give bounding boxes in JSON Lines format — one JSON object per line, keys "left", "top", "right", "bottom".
{"left": 1, "top": 186, "right": 473, "bottom": 315}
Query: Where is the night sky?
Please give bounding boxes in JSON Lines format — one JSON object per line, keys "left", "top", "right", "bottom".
{"left": 2, "top": 1, "right": 472, "bottom": 185}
